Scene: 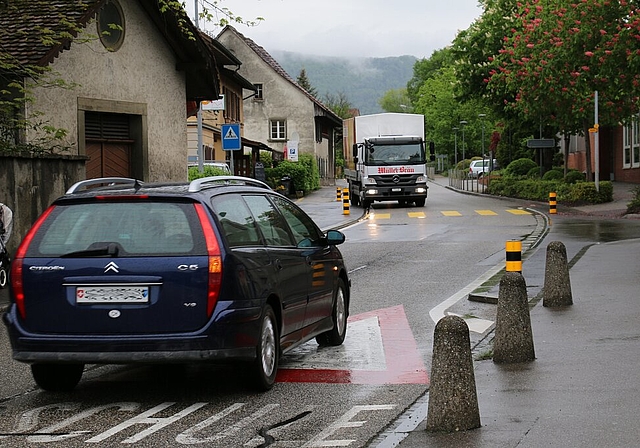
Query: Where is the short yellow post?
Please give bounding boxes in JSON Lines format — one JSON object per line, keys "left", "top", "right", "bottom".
{"left": 549, "top": 192, "right": 557, "bottom": 214}
{"left": 336, "top": 187, "right": 342, "bottom": 202}
{"left": 342, "top": 188, "right": 350, "bottom": 215}
{"left": 506, "top": 240, "right": 522, "bottom": 273}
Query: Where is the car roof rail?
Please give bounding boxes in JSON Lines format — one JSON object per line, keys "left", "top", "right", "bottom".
{"left": 189, "top": 176, "right": 271, "bottom": 192}
{"left": 66, "top": 177, "right": 143, "bottom": 194}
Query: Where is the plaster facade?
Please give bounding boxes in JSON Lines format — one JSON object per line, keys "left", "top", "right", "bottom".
{"left": 26, "top": 0, "right": 188, "bottom": 182}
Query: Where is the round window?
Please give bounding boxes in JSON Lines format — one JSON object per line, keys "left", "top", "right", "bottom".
{"left": 97, "top": 0, "right": 125, "bottom": 51}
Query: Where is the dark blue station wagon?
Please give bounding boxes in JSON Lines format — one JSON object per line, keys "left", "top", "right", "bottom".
{"left": 3, "top": 176, "right": 350, "bottom": 391}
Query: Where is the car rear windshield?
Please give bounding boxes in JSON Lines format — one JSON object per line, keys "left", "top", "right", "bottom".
{"left": 27, "top": 201, "right": 206, "bottom": 257}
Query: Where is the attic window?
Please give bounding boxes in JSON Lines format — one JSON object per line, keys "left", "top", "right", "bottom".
{"left": 97, "top": 0, "right": 125, "bottom": 51}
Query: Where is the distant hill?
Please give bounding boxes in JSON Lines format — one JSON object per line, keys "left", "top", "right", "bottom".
{"left": 271, "top": 51, "right": 417, "bottom": 115}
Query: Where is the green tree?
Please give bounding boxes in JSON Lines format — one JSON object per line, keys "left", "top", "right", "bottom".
{"left": 488, "top": 0, "right": 640, "bottom": 180}
{"left": 296, "top": 68, "right": 318, "bottom": 97}
{"left": 378, "top": 88, "right": 412, "bottom": 112}
{"left": 322, "top": 92, "right": 354, "bottom": 119}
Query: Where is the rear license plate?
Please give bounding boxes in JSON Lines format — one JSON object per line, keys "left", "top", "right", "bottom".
{"left": 76, "top": 286, "right": 149, "bottom": 304}
{"left": 392, "top": 188, "right": 402, "bottom": 192}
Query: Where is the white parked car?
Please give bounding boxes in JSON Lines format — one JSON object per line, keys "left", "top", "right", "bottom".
{"left": 468, "top": 159, "right": 497, "bottom": 178}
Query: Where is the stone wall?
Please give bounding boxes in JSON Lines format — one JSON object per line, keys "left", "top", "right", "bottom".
{"left": 0, "top": 154, "right": 87, "bottom": 255}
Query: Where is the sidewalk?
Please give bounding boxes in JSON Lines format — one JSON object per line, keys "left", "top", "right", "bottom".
{"left": 389, "top": 177, "right": 640, "bottom": 448}
{"left": 396, "top": 236, "right": 640, "bottom": 448}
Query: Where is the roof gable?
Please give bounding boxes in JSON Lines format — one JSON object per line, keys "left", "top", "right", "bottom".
{"left": 218, "top": 25, "right": 341, "bottom": 125}
{"left": 0, "top": 0, "right": 219, "bottom": 100}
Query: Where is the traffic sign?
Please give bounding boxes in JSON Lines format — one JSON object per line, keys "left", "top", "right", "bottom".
{"left": 526, "top": 138, "right": 555, "bottom": 148}
{"left": 221, "top": 123, "right": 241, "bottom": 150}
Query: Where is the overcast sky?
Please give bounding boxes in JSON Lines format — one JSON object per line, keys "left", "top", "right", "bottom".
{"left": 193, "top": 0, "right": 484, "bottom": 59}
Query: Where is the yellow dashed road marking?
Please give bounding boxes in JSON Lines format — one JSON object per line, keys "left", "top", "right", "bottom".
{"left": 441, "top": 211, "right": 462, "bottom": 216}
{"left": 369, "top": 213, "right": 391, "bottom": 220}
{"left": 506, "top": 209, "right": 531, "bottom": 215}
{"left": 475, "top": 210, "right": 498, "bottom": 216}
{"left": 407, "top": 212, "right": 426, "bottom": 218}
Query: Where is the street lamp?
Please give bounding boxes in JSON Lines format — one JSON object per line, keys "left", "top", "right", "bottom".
{"left": 459, "top": 120, "right": 468, "bottom": 161}
{"left": 478, "top": 114, "right": 486, "bottom": 174}
{"left": 452, "top": 127, "right": 459, "bottom": 167}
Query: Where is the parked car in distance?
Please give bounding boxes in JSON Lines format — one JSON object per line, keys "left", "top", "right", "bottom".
{"left": 468, "top": 159, "right": 498, "bottom": 178}
{"left": 4, "top": 176, "right": 350, "bottom": 392}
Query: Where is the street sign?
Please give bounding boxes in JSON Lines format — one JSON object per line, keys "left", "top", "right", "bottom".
{"left": 221, "top": 123, "right": 241, "bottom": 150}
{"left": 526, "top": 138, "right": 555, "bottom": 148}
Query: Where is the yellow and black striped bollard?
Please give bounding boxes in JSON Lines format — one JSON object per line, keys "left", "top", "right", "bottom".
{"left": 336, "top": 187, "right": 342, "bottom": 202}
{"left": 506, "top": 240, "right": 522, "bottom": 273}
{"left": 342, "top": 188, "right": 350, "bottom": 215}
{"left": 549, "top": 191, "right": 557, "bottom": 214}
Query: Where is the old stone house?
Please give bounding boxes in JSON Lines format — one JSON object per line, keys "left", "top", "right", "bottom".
{"left": 0, "top": 0, "right": 219, "bottom": 252}
{"left": 216, "top": 26, "right": 342, "bottom": 184}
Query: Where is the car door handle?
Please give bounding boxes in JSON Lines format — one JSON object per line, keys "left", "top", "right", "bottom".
{"left": 306, "top": 256, "right": 312, "bottom": 265}
{"left": 275, "top": 259, "right": 283, "bottom": 270}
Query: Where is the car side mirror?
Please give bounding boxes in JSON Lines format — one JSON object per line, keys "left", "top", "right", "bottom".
{"left": 325, "top": 229, "right": 345, "bottom": 246}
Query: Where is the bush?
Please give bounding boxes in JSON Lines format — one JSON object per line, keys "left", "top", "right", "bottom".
{"left": 567, "top": 181, "right": 613, "bottom": 204}
{"left": 505, "top": 158, "right": 538, "bottom": 176}
{"left": 627, "top": 186, "right": 640, "bottom": 215}
{"left": 263, "top": 153, "right": 321, "bottom": 194}
{"left": 564, "top": 170, "right": 584, "bottom": 184}
{"left": 188, "top": 166, "right": 229, "bottom": 181}
{"left": 526, "top": 167, "right": 541, "bottom": 178}
{"left": 542, "top": 169, "right": 563, "bottom": 181}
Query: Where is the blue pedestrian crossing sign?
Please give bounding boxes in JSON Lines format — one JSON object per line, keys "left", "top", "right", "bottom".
{"left": 221, "top": 124, "right": 241, "bottom": 150}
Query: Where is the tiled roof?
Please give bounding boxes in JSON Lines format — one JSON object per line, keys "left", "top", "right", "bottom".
{"left": 0, "top": 0, "right": 104, "bottom": 67}
{"left": 0, "top": 0, "right": 220, "bottom": 100}
{"left": 219, "top": 26, "right": 341, "bottom": 125}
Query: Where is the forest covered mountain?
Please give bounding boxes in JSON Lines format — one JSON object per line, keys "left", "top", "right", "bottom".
{"left": 271, "top": 51, "right": 417, "bottom": 115}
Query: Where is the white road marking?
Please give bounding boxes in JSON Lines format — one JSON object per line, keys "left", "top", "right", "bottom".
{"left": 303, "top": 405, "right": 397, "bottom": 447}
{"left": 428, "top": 263, "right": 502, "bottom": 333}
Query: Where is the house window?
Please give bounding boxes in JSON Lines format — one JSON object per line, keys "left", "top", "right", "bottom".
{"left": 270, "top": 119, "right": 286, "bottom": 140}
{"left": 254, "top": 84, "right": 263, "bottom": 100}
{"left": 97, "top": 0, "right": 125, "bottom": 51}
{"left": 623, "top": 115, "right": 640, "bottom": 168}
{"left": 222, "top": 87, "right": 241, "bottom": 122}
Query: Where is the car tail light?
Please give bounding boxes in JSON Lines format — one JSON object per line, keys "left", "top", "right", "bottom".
{"left": 194, "top": 204, "right": 222, "bottom": 317}
{"left": 11, "top": 205, "right": 57, "bottom": 319}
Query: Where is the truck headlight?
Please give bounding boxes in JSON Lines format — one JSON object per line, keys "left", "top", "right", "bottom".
{"left": 416, "top": 175, "right": 426, "bottom": 182}
{"left": 364, "top": 177, "right": 377, "bottom": 185}
{"left": 415, "top": 187, "right": 427, "bottom": 194}
{"left": 366, "top": 188, "right": 379, "bottom": 195}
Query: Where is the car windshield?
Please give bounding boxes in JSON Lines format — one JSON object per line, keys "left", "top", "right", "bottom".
{"left": 366, "top": 143, "right": 425, "bottom": 165}
{"left": 30, "top": 202, "right": 204, "bottom": 257}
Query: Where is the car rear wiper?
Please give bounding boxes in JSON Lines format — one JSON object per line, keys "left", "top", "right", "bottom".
{"left": 60, "top": 242, "right": 120, "bottom": 258}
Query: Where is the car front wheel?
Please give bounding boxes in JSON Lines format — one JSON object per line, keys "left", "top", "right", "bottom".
{"left": 316, "top": 278, "right": 348, "bottom": 346}
{"left": 31, "top": 363, "right": 84, "bottom": 392}
{"left": 251, "top": 305, "right": 279, "bottom": 391}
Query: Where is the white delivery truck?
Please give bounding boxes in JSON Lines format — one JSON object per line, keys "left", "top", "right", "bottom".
{"left": 343, "top": 113, "right": 429, "bottom": 208}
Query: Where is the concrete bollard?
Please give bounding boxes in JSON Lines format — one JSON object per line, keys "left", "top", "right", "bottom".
{"left": 543, "top": 241, "right": 573, "bottom": 307}
{"left": 426, "top": 316, "right": 481, "bottom": 433}
{"left": 493, "top": 271, "right": 535, "bottom": 364}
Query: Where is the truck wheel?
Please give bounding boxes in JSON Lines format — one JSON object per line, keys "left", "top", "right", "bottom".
{"left": 351, "top": 192, "right": 360, "bottom": 206}
{"left": 415, "top": 198, "right": 426, "bottom": 207}
{"left": 363, "top": 199, "right": 372, "bottom": 209}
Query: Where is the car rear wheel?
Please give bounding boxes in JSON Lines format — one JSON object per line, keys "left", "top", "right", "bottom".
{"left": 31, "top": 363, "right": 84, "bottom": 392}
{"left": 251, "top": 305, "right": 279, "bottom": 391}
{"left": 316, "top": 278, "right": 348, "bottom": 346}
